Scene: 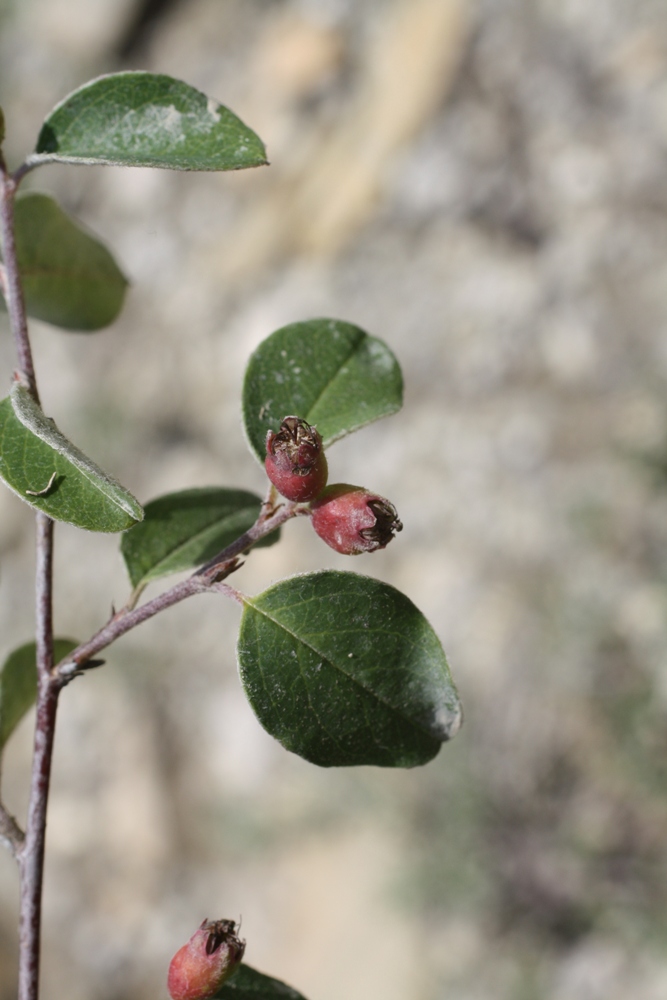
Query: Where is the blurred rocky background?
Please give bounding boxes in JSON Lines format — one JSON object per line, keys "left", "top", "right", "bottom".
{"left": 2, "top": 0, "right": 667, "bottom": 997}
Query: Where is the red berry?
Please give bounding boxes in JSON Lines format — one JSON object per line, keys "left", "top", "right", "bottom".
{"left": 265, "top": 416, "right": 328, "bottom": 502}
{"left": 167, "top": 919, "right": 245, "bottom": 1000}
{"left": 310, "top": 484, "right": 403, "bottom": 555}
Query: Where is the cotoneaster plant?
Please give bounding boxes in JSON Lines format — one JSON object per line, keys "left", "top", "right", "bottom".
{"left": 0, "top": 72, "right": 462, "bottom": 1000}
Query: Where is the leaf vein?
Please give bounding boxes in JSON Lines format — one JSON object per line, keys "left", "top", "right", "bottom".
{"left": 247, "top": 603, "right": 435, "bottom": 738}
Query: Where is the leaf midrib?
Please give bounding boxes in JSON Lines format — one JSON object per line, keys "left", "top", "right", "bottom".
{"left": 245, "top": 599, "right": 438, "bottom": 740}
{"left": 302, "top": 334, "right": 363, "bottom": 441}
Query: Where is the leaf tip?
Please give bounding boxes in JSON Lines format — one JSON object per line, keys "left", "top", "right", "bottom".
{"left": 432, "top": 701, "right": 463, "bottom": 742}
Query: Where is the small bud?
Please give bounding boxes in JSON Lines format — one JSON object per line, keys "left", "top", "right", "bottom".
{"left": 168, "top": 919, "right": 245, "bottom": 1000}
{"left": 310, "top": 484, "right": 402, "bottom": 555}
{"left": 265, "top": 416, "right": 328, "bottom": 502}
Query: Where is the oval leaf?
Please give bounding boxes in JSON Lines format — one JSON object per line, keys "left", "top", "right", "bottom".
{"left": 121, "top": 487, "right": 279, "bottom": 589}
{"left": 31, "top": 72, "right": 267, "bottom": 171}
{"left": 0, "top": 193, "right": 128, "bottom": 331}
{"left": 0, "top": 384, "right": 143, "bottom": 532}
{"left": 242, "top": 319, "right": 403, "bottom": 463}
{"left": 0, "top": 638, "right": 77, "bottom": 752}
{"left": 237, "top": 570, "right": 462, "bottom": 768}
{"left": 215, "top": 965, "right": 309, "bottom": 1000}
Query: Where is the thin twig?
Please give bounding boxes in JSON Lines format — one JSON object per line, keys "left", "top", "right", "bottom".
{"left": 18, "top": 514, "right": 55, "bottom": 1000}
{"left": 60, "top": 575, "right": 210, "bottom": 674}
{"left": 54, "top": 500, "right": 299, "bottom": 679}
{"left": 0, "top": 158, "right": 39, "bottom": 400}
{"left": 194, "top": 498, "right": 298, "bottom": 577}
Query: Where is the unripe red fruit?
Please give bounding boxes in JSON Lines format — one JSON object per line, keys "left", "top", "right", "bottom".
{"left": 167, "top": 919, "right": 245, "bottom": 1000}
{"left": 265, "top": 416, "right": 328, "bottom": 502}
{"left": 310, "top": 484, "right": 403, "bottom": 555}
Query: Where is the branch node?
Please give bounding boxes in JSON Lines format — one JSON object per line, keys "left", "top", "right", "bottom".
{"left": 58, "top": 660, "right": 78, "bottom": 678}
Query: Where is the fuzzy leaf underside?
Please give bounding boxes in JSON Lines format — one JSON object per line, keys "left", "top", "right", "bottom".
{"left": 237, "top": 570, "right": 461, "bottom": 768}
{"left": 32, "top": 72, "right": 267, "bottom": 171}
{"left": 0, "top": 385, "right": 143, "bottom": 532}
{"left": 242, "top": 319, "right": 403, "bottom": 463}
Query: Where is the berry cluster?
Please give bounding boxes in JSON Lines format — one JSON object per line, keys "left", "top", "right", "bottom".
{"left": 265, "top": 416, "right": 402, "bottom": 555}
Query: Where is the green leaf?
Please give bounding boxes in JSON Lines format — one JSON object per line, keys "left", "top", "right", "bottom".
{"left": 237, "top": 570, "right": 461, "bottom": 768}
{"left": 0, "top": 384, "right": 143, "bottom": 532}
{"left": 32, "top": 72, "right": 267, "bottom": 171}
{"left": 215, "top": 965, "right": 309, "bottom": 1000}
{"left": 242, "top": 319, "right": 403, "bottom": 463}
{"left": 0, "top": 193, "right": 128, "bottom": 331}
{"left": 121, "top": 487, "right": 279, "bottom": 589}
{"left": 0, "top": 638, "right": 77, "bottom": 751}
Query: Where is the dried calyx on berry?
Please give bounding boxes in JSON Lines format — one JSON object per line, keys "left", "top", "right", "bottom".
{"left": 167, "top": 918, "right": 245, "bottom": 1000}
{"left": 265, "top": 415, "right": 328, "bottom": 502}
{"left": 310, "top": 484, "right": 403, "bottom": 555}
